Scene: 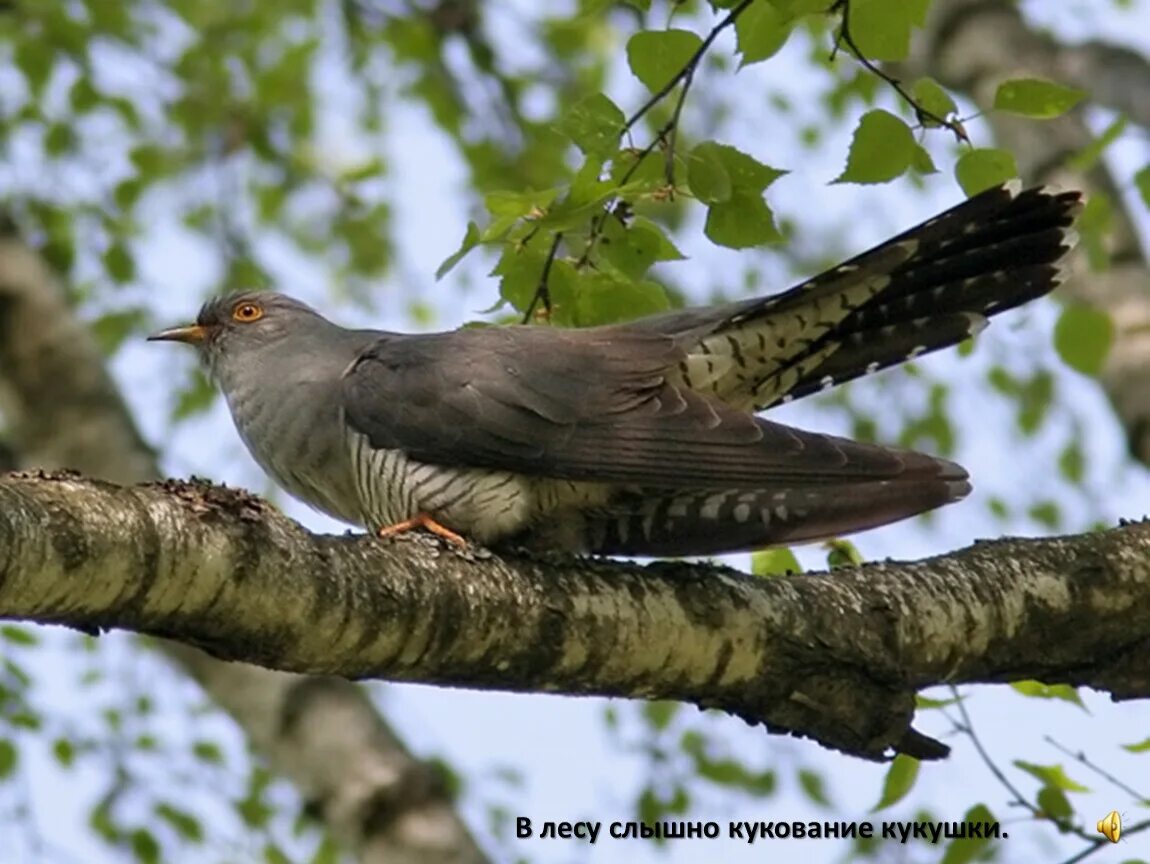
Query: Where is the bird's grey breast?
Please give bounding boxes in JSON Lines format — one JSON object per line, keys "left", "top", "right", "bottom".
{"left": 210, "top": 338, "right": 365, "bottom": 525}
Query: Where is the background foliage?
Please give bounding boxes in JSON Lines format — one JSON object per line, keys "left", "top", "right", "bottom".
{"left": 0, "top": 1, "right": 1148, "bottom": 862}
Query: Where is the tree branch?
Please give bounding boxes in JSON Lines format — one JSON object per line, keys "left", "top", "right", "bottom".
{"left": 0, "top": 233, "right": 488, "bottom": 863}
{"left": 3, "top": 471, "right": 1149, "bottom": 762}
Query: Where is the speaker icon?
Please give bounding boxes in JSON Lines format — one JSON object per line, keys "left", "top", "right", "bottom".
{"left": 1096, "top": 810, "right": 1121, "bottom": 844}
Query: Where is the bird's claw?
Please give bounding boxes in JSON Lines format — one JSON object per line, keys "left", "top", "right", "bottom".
{"left": 377, "top": 513, "right": 469, "bottom": 547}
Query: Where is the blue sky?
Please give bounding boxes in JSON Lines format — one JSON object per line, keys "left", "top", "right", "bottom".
{"left": 10, "top": 1, "right": 1150, "bottom": 862}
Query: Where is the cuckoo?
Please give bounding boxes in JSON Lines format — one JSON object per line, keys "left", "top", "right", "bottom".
{"left": 150, "top": 182, "right": 1081, "bottom": 556}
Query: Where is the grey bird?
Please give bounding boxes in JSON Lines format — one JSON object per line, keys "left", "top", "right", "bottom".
{"left": 149, "top": 182, "right": 1081, "bottom": 556}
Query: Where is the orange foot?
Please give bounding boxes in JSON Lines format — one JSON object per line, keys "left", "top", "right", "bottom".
{"left": 377, "top": 513, "right": 467, "bottom": 547}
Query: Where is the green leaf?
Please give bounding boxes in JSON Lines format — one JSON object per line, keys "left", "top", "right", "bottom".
{"left": 1077, "top": 193, "right": 1114, "bottom": 270}
{"left": 14, "top": 40, "right": 53, "bottom": 97}
{"left": 626, "top": 29, "right": 703, "bottom": 93}
{"left": 0, "top": 739, "right": 16, "bottom": 779}
{"left": 751, "top": 547, "right": 801, "bottom": 577}
{"left": 155, "top": 802, "right": 205, "bottom": 843}
{"left": 693, "top": 145, "right": 784, "bottom": 247}
{"left": 92, "top": 309, "right": 149, "bottom": 354}
{"left": 911, "top": 144, "right": 937, "bottom": 175}
{"left": 955, "top": 148, "right": 1018, "bottom": 196}
{"left": 1136, "top": 165, "right": 1150, "bottom": 210}
{"left": 940, "top": 804, "right": 996, "bottom": 864}
{"left": 873, "top": 754, "right": 919, "bottom": 810}
{"left": 1010, "top": 680, "right": 1086, "bottom": 709}
{"left": 1123, "top": 737, "right": 1150, "bottom": 753}
{"left": 1015, "top": 370, "right": 1054, "bottom": 437}
{"left": 192, "top": 740, "right": 225, "bottom": 765}
{"left": 695, "top": 757, "right": 748, "bottom": 786}
{"left": 835, "top": 109, "right": 915, "bottom": 184}
{"left": 910, "top": 77, "right": 958, "bottom": 124}
{"left": 994, "top": 78, "right": 1086, "bottom": 119}
{"left": 492, "top": 243, "right": 548, "bottom": 313}
{"left": 705, "top": 191, "right": 780, "bottom": 248}
{"left": 53, "top": 738, "right": 75, "bottom": 768}
{"left": 103, "top": 242, "right": 137, "bottom": 284}
{"left": 745, "top": 770, "right": 777, "bottom": 797}
{"left": 735, "top": 2, "right": 793, "bottom": 65}
{"left": 642, "top": 700, "right": 679, "bottom": 731}
{"left": 70, "top": 75, "right": 100, "bottom": 117}
{"left": 345, "top": 159, "right": 389, "bottom": 187}
{"left": 687, "top": 144, "right": 733, "bottom": 204}
{"left": 560, "top": 94, "right": 625, "bottom": 158}
{"left": 826, "top": 538, "right": 864, "bottom": 569}
{"left": 130, "top": 828, "right": 161, "bottom": 864}
{"left": 526, "top": 259, "right": 578, "bottom": 326}
{"left": 573, "top": 274, "right": 670, "bottom": 326}
{"left": 566, "top": 158, "right": 617, "bottom": 209}
{"left": 173, "top": 371, "right": 216, "bottom": 421}
{"left": 987, "top": 496, "right": 1010, "bottom": 520}
{"left": 482, "top": 188, "right": 559, "bottom": 240}
{"left": 773, "top": 0, "right": 831, "bottom": 14}
{"left": 1028, "top": 500, "right": 1061, "bottom": 529}
{"left": 0, "top": 625, "right": 38, "bottom": 646}
{"left": 114, "top": 178, "right": 145, "bottom": 211}
{"left": 45, "top": 123, "right": 76, "bottom": 156}
{"left": 600, "top": 220, "right": 680, "bottom": 280}
{"left": 435, "top": 222, "right": 480, "bottom": 280}
{"left": 1053, "top": 305, "right": 1113, "bottom": 377}
{"left": 701, "top": 143, "right": 786, "bottom": 192}
{"left": 1013, "top": 760, "right": 1089, "bottom": 793}
{"left": 1058, "top": 440, "right": 1085, "bottom": 484}
{"left": 130, "top": 144, "right": 168, "bottom": 178}
{"left": 798, "top": 768, "right": 831, "bottom": 807}
{"left": 848, "top": 0, "right": 922, "bottom": 61}
{"left": 631, "top": 217, "right": 684, "bottom": 262}
{"left": 1036, "top": 786, "right": 1073, "bottom": 821}
{"left": 10, "top": 711, "right": 40, "bottom": 731}
{"left": 1068, "top": 115, "right": 1128, "bottom": 171}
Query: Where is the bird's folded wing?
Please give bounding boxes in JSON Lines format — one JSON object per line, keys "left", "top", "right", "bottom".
{"left": 341, "top": 325, "right": 958, "bottom": 489}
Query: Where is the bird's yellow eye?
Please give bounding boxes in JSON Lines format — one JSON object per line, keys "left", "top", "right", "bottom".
{"left": 232, "top": 302, "right": 263, "bottom": 323}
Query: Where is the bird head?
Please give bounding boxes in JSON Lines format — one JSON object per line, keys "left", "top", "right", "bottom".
{"left": 148, "top": 291, "right": 324, "bottom": 373}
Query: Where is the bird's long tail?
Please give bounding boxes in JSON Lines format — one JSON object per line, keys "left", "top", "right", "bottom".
{"left": 690, "top": 182, "right": 1083, "bottom": 410}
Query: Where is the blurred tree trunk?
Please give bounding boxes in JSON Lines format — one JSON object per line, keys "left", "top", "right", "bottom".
{"left": 0, "top": 230, "right": 488, "bottom": 864}
{"left": 902, "top": 0, "right": 1150, "bottom": 462}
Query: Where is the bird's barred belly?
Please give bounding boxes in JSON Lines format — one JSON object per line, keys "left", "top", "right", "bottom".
{"left": 345, "top": 432, "right": 615, "bottom": 547}
{"left": 347, "top": 433, "right": 538, "bottom": 542}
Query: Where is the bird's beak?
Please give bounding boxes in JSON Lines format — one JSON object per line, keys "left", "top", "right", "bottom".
{"left": 147, "top": 324, "right": 208, "bottom": 345}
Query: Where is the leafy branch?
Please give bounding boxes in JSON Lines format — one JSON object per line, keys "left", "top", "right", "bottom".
{"left": 485, "top": 0, "right": 1053, "bottom": 324}
{"left": 830, "top": 0, "right": 968, "bottom": 141}
{"left": 621, "top": 0, "right": 756, "bottom": 149}
{"left": 523, "top": 0, "right": 755, "bottom": 320}
{"left": 946, "top": 690, "right": 1150, "bottom": 864}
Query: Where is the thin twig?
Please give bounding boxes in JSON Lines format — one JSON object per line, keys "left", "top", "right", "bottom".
{"left": 521, "top": 232, "right": 563, "bottom": 323}
{"left": 574, "top": 126, "right": 671, "bottom": 271}
{"left": 942, "top": 686, "right": 1150, "bottom": 864}
{"left": 830, "top": 0, "right": 968, "bottom": 142}
{"left": 946, "top": 687, "right": 1044, "bottom": 820}
{"left": 662, "top": 57, "right": 699, "bottom": 187}
{"left": 1044, "top": 735, "right": 1150, "bottom": 803}
{"left": 1055, "top": 817, "right": 1150, "bottom": 864}
{"left": 621, "top": 0, "right": 754, "bottom": 137}
{"left": 569, "top": 0, "right": 755, "bottom": 268}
